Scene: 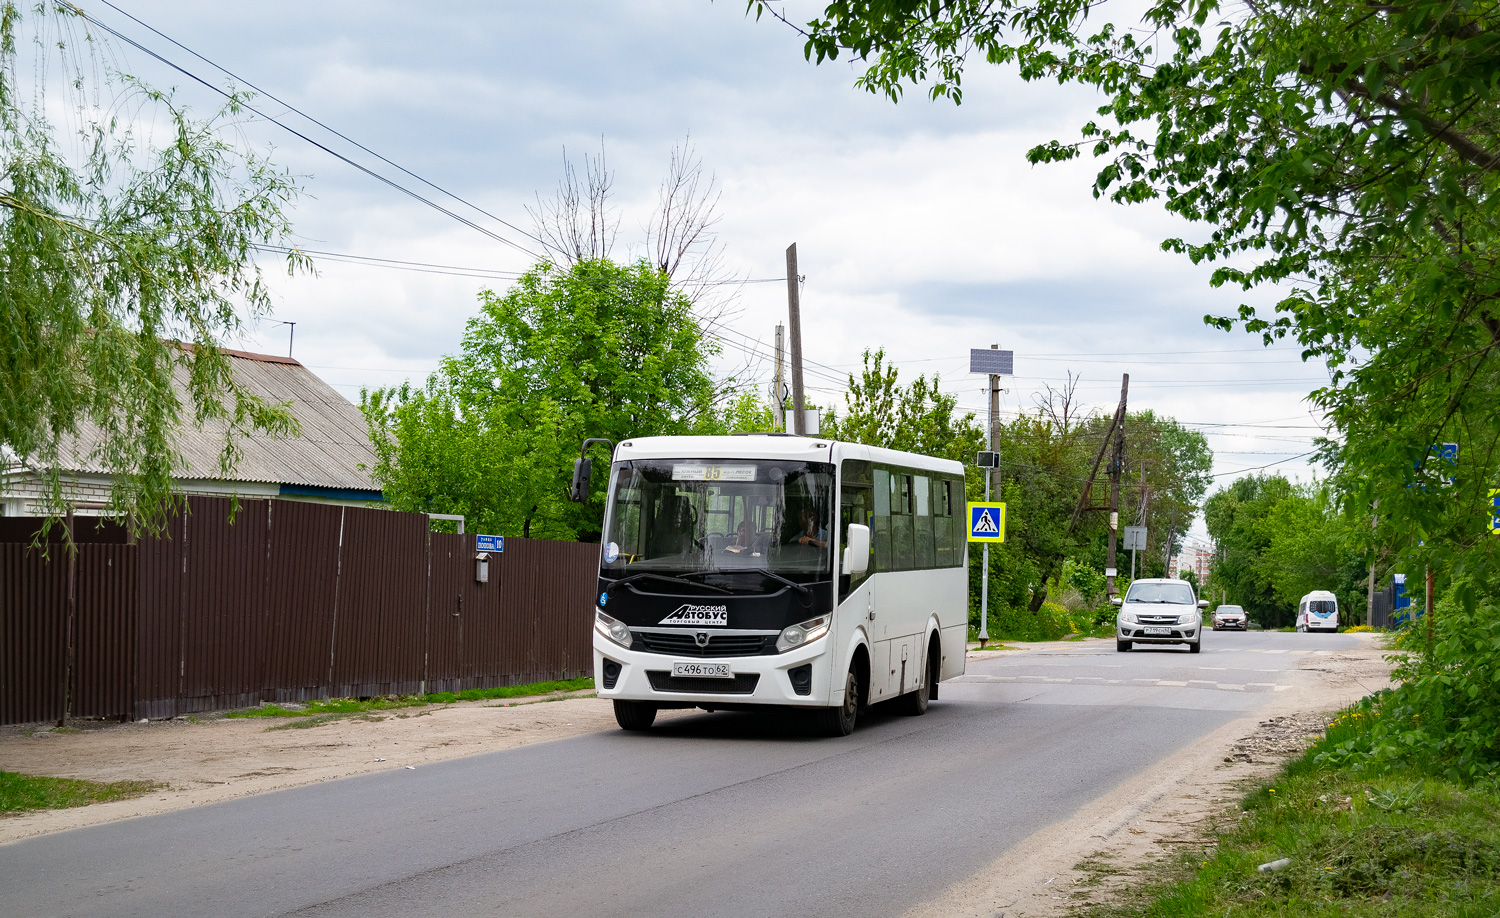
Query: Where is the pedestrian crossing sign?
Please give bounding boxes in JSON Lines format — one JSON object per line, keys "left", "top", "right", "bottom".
{"left": 966, "top": 502, "right": 1006, "bottom": 543}
{"left": 1490, "top": 489, "right": 1500, "bottom": 535}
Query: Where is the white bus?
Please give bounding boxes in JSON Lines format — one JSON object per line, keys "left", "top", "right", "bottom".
{"left": 575, "top": 434, "right": 969, "bottom": 736}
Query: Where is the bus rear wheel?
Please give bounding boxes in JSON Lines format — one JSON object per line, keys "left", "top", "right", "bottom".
{"left": 820, "top": 667, "right": 860, "bottom": 737}
{"left": 613, "top": 700, "right": 657, "bottom": 731}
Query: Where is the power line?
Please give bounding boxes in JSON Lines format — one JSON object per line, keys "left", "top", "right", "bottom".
{"left": 75, "top": 2, "right": 543, "bottom": 260}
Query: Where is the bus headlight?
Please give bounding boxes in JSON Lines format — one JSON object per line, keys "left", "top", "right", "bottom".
{"left": 777, "top": 615, "right": 830, "bottom": 653}
{"left": 595, "top": 610, "right": 633, "bottom": 649}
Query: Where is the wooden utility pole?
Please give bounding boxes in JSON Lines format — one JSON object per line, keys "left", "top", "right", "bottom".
{"left": 785, "top": 244, "right": 806, "bottom": 435}
{"left": 1104, "top": 374, "right": 1128, "bottom": 598}
{"left": 1032, "top": 373, "right": 1129, "bottom": 612}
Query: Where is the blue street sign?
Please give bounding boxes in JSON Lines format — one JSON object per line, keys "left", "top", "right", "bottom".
{"left": 475, "top": 534, "right": 504, "bottom": 552}
{"left": 1491, "top": 490, "right": 1500, "bottom": 535}
{"left": 966, "top": 502, "right": 1006, "bottom": 543}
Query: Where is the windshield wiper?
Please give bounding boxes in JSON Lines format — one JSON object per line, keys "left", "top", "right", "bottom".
{"left": 604, "top": 573, "right": 731, "bottom": 596}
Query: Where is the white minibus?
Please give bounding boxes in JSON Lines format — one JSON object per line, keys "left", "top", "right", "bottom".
{"left": 1296, "top": 590, "right": 1339, "bottom": 632}
{"left": 574, "top": 434, "right": 969, "bottom": 736}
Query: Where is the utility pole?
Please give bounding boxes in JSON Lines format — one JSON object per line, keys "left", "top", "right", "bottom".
{"left": 1164, "top": 509, "right": 1177, "bottom": 574}
{"left": 785, "top": 244, "right": 806, "bottom": 435}
{"left": 1034, "top": 372, "right": 1127, "bottom": 612}
{"left": 772, "top": 324, "right": 786, "bottom": 432}
{"left": 1104, "top": 374, "right": 1129, "bottom": 599}
{"left": 988, "top": 344, "right": 1002, "bottom": 499}
{"left": 1365, "top": 500, "right": 1378, "bottom": 627}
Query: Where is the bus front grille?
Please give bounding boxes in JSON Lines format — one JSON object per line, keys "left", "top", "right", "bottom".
{"left": 647, "top": 672, "right": 761, "bottom": 694}
{"left": 635, "top": 632, "right": 773, "bottom": 657}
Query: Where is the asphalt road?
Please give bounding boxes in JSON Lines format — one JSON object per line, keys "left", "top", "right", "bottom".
{"left": 1, "top": 630, "right": 1362, "bottom": 918}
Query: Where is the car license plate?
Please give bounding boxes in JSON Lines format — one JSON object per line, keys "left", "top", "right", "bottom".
{"left": 1143, "top": 627, "right": 1172, "bottom": 636}
{"left": 673, "top": 661, "right": 732, "bottom": 678}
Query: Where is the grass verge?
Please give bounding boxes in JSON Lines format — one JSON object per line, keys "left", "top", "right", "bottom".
{"left": 1073, "top": 718, "right": 1500, "bottom": 917}
{"left": 227, "top": 677, "right": 595, "bottom": 721}
{"left": 1, "top": 771, "right": 161, "bottom": 815}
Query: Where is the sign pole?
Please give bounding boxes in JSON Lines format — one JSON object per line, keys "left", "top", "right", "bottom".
{"left": 980, "top": 472, "right": 990, "bottom": 647}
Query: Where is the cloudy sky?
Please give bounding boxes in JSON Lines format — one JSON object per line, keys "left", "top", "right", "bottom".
{"left": 69, "top": 0, "right": 1332, "bottom": 539}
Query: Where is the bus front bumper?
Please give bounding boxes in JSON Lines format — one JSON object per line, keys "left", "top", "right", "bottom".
{"left": 593, "top": 633, "right": 834, "bottom": 708}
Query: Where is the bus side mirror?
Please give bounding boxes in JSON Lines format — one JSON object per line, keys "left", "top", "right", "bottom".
{"left": 569, "top": 457, "right": 591, "bottom": 503}
{"left": 842, "top": 524, "right": 870, "bottom": 576}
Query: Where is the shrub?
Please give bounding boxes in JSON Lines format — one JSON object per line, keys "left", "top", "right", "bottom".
{"left": 1315, "top": 598, "right": 1500, "bottom": 782}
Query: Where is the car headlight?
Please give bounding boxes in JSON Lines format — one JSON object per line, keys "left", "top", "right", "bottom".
{"left": 776, "top": 615, "right": 830, "bottom": 653}
{"left": 594, "top": 610, "right": 632, "bottom": 648}
{"left": 1119, "top": 612, "right": 1136, "bottom": 625}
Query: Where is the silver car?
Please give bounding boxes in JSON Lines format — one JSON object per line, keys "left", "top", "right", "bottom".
{"left": 1112, "top": 578, "right": 1207, "bottom": 653}
{"left": 1212, "top": 604, "right": 1248, "bottom": 630}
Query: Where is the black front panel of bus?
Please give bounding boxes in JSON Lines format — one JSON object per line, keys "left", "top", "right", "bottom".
{"left": 595, "top": 579, "right": 833, "bottom": 631}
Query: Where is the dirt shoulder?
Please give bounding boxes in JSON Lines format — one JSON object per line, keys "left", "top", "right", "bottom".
{"left": 904, "top": 633, "right": 1394, "bottom": 918}
{"left": 0, "top": 692, "right": 693, "bottom": 845}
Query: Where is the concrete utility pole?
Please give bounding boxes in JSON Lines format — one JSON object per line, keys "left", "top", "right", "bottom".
{"left": 772, "top": 324, "right": 786, "bottom": 432}
{"left": 785, "top": 244, "right": 806, "bottom": 435}
{"left": 988, "top": 344, "right": 1002, "bottom": 499}
{"left": 1104, "top": 374, "right": 1129, "bottom": 599}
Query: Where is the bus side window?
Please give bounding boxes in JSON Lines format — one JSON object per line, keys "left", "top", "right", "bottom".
{"left": 913, "top": 474, "right": 934, "bottom": 569}
{"left": 873, "top": 468, "right": 892, "bottom": 572}
{"left": 932, "top": 478, "right": 951, "bottom": 567}
{"left": 891, "top": 473, "right": 915, "bottom": 570}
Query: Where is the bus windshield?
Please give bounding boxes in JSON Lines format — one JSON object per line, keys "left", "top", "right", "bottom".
{"left": 601, "top": 458, "right": 835, "bottom": 582}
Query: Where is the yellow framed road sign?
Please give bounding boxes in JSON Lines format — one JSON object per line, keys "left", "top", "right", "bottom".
{"left": 1491, "top": 489, "right": 1500, "bottom": 535}
{"left": 966, "top": 502, "right": 1006, "bottom": 543}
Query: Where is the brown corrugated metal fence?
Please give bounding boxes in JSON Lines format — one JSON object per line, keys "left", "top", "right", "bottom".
{"left": 0, "top": 498, "right": 598, "bottom": 725}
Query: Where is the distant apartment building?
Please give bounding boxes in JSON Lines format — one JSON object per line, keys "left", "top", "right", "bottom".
{"left": 1169, "top": 543, "right": 1214, "bottom": 585}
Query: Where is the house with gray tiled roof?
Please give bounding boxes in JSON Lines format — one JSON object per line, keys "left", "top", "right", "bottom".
{"left": 0, "top": 347, "right": 383, "bottom": 516}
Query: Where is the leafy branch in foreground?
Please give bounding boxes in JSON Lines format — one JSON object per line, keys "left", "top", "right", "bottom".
{"left": 757, "top": 0, "right": 1500, "bottom": 590}
{"left": 1, "top": 3, "right": 306, "bottom": 530}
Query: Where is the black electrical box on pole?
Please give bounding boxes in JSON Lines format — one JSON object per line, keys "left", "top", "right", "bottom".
{"left": 785, "top": 243, "right": 806, "bottom": 435}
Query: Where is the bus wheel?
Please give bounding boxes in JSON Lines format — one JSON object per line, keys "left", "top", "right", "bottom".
{"left": 820, "top": 668, "right": 860, "bottom": 736}
{"left": 613, "top": 700, "right": 657, "bottom": 731}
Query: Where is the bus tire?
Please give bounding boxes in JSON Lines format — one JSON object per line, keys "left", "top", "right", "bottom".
{"left": 820, "top": 666, "right": 860, "bottom": 736}
{"left": 613, "top": 700, "right": 657, "bottom": 731}
{"left": 1116, "top": 639, "right": 1131, "bottom": 652}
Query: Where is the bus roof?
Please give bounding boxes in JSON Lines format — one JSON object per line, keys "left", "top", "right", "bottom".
{"left": 613, "top": 435, "right": 965, "bottom": 475}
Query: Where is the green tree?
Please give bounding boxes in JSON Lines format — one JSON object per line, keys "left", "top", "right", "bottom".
{"left": 1255, "top": 484, "right": 1367, "bottom": 624}
{"left": 363, "top": 258, "right": 741, "bottom": 540}
{"left": 823, "top": 348, "right": 984, "bottom": 466}
{"left": 2, "top": 3, "right": 305, "bottom": 527}
{"left": 1205, "top": 474, "right": 1297, "bottom": 626}
{"left": 749, "top": 0, "right": 1500, "bottom": 608}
